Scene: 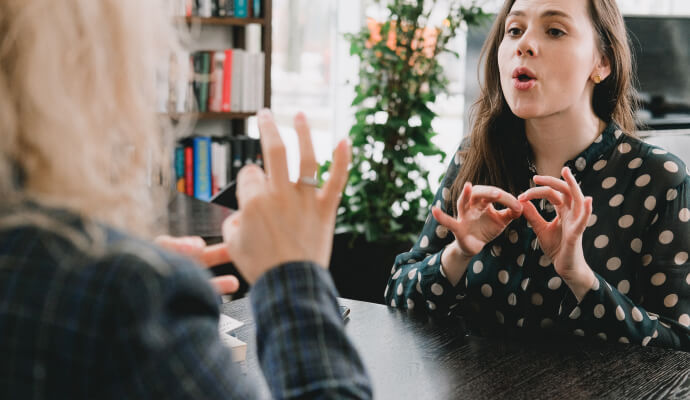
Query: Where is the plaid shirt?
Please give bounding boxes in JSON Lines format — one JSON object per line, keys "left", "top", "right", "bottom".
{"left": 0, "top": 203, "right": 371, "bottom": 399}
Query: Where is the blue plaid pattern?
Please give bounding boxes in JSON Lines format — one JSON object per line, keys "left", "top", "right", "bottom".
{"left": 0, "top": 203, "right": 372, "bottom": 399}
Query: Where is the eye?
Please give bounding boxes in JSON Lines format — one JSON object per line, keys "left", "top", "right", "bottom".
{"left": 547, "top": 28, "right": 565, "bottom": 38}
{"left": 507, "top": 27, "right": 523, "bottom": 37}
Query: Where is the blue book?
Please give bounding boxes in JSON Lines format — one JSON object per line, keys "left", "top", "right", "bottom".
{"left": 174, "top": 145, "right": 185, "bottom": 193}
{"left": 253, "top": 0, "right": 260, "bottom": 17}
{"left": 193, "top": 137, "right": 213, "bottom": 201}
{"left": 234, "top": 0, "right": 247, "bottom": 18}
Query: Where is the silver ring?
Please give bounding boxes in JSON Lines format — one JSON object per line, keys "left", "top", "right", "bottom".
{"left": 298, "top": 176, "right": 319, "bottom": 187}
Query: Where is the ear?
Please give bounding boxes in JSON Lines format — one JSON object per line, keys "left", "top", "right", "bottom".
{"left": 593, "top": 53, "right": 612, "bottom": 81}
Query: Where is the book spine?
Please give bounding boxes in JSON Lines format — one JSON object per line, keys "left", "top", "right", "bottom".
{"left": 218, "top": 0, "right": 226, "bottom": 16}
{"left": 199, "top": 0, "right": 212, "bottom": 17}
{"left": 209, "top": 51, "right": 225, "bottom": 112}
{"left": 221, "top": 49, "right": 233, "bottom": 112}
{"left": 198, "top": 52, "right": 211, "bottom": 113}
{"left": 234, "top": 0, "right": 247, "bottom": 18}
{"left": 225, "top": 0, "right": 234, "bottom": 16}
{"left": 193, "top": 137, "right": 213, "bottom": 201}
{"left": 175, "top": 145, "right": 186, "bottom": 193}
{"left": 253, "top": 0, "right": 261, "bottom": 17}
{"left": 184, "top": 145, "right": 194, "bottom": 196}
{"left": 230, "top": 136, "right": 244, "bottom": 182}
{"left": 211, "top": 141, "right": 220, "bottom": 195}
{"left": 175, "top": 50, "right": 190, "bottom": 113}
{"left": 230, "top": 49, "right": 243, "bottom": 112}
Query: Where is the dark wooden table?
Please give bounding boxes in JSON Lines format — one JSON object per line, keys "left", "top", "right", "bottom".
{"left": 222, "top": 298, "right": 690, "bottom": 400}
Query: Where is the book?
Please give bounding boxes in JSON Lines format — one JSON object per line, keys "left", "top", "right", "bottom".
{"left": 221, "top": 49, "right": 233, "bottom": 112}
{"left": 230, "top": 49, "right": 244, "bottom": 113}
{"left": 184, "top": 144, "right": 194, "bottom": 196}
{"left": 234, "top": 0, "right": 248, "bottom": 18}
{"left": 253, "top": 0, "right": 261, "bottom": 17}
{"left": 218, "top": 314, "right": 246, "bottom": 362}
{"left": 198, "top": 52, "right": 211, "bottom": 113}
{"left": 193, "top": 137, "right": 213, "bottom": 201}
{"left": 174, "top": 146, "right": 186, "bottom": 193}
{"left": 208, "top": 51, "right": 225, "bottom": 112}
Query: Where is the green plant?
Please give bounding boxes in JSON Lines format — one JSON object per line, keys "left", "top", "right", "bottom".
{"left": 322, "top": 0, "right": 488, "bottom": 244}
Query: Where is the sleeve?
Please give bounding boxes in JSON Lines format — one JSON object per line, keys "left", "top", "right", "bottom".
{"left": 250, "top": 262, "right": 372, "bottom": 399}
{"left": 383, "top": 143, "right": 466, "bottom": 318}
{"left": 100, "top": 248, "right": 259, "bottom": 399}
{"left": 558, "top": 174, "right": 690, "bottom": 350}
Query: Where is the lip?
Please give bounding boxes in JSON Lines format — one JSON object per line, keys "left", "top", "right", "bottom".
{"left": 512, "top": 66, "right": 537, "bottom": 91}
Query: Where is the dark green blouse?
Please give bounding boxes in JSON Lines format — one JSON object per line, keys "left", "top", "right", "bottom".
{"left": 385, "top": 122, "right": 690, "bottom": 350}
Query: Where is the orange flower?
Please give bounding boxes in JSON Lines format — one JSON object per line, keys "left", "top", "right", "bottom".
{"left": 366, "top": 18, "right": 440, "bottom": 59}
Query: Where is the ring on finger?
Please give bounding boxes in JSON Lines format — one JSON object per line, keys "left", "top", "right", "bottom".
{"left": 298, "top": 176, "right": 320, "bottom": 188}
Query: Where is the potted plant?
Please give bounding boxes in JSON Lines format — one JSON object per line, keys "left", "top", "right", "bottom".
{"left": 324, "top": 0, "right": 487, "bottom": 303}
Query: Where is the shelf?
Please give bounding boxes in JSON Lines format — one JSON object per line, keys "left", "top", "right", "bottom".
{"left": 178, "top": 16, "right": 265, "bottom": 26}
{"left": 166, "top": 112, "right": 257, "bottom": 120}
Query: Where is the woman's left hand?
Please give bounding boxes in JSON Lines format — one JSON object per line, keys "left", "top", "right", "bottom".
{"left": 154, "top": 235, "right": 240, "bottom": 295}
{"left": 518, "top": 167, "right": 596, "bottom": 301}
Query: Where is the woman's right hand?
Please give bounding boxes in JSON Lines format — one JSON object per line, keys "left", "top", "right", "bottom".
{"left": 432, "top": 182, "right": 522, "bottom": 284}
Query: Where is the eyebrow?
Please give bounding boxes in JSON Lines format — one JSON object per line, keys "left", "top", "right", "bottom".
{"left": 507, "top": 9, "right": 573, "bottom": 21}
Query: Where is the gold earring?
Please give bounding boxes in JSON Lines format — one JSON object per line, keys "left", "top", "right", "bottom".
{"left": 593, "top": 74, "right": 602, "bottom": 84}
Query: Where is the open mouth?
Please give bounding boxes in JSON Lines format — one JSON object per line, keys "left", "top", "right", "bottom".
{"left": 517, "top": 74, "right": 533, "bottom": 82}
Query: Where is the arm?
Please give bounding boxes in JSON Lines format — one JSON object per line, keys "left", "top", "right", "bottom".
{"left": 251, "top": 262, "right": 371, "bottom": 399}
{"left": 384, "top": 145, "right": 465, "bottom": 317}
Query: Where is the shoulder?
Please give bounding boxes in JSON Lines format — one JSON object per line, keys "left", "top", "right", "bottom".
{"left": 618, "top": 134, "right": 689, "bottom": 191}
{"left": 0, "top": 203, "right": 216, "bottom": 318}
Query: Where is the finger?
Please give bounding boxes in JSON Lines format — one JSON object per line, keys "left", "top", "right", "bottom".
{"left": 495, "top": 206, "right": 523, "bottom": 222}
{"left": 518, "top": 187, "right": 564, "bottom": 207}
{"left": 257, "top": 109, "right": 289, "bottom": 188}
{"left": 210, "top": 275, "right": 240, "bottom": 295}
{"left": 154, "top": 235, "right": 205, "bottom": 258}
{"left": 320, "top": 138, "right": 352, "bottom": 209}
{"left": 573, "top": 196, "right": 593, "bottom": 233}
{"left": 221, "top": 212, "right": 241, "bottom": 244}
{"left": 457, "top": 182, "right": 472, "bottom": 215}
{"left": 531, "top": 175, "right": 572, "bottom": 206}
{"left": 432, "top": 206, "right": 460, "bottom": 232}
{"left": 235, "top": 165, "right": 266, "bottom": 208}
{"left": 562, "top": 167, "right": 585, "bottom": 217}
{"left": 520, "top": 200, "right": 549, "bottom": 235}
{"left": 199, "top": 243, "right": 232, "bottom": 267}
{"left": 294, "top": 112, "right": 318, "bottom": 180}
{"left": 470, "top": 186, "right": 523, "bottom": 213}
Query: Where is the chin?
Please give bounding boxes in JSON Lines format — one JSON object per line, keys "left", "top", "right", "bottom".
{"left": 507, "top": 103, "right": 543, "bottom": 120}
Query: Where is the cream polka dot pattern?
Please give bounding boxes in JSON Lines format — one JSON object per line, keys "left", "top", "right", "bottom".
{"left": 659, "top": 230, "right": 674, "bottom": 245}
{"left": 628, "top": 158, "right": 643, "bottom": 169}
{"left": 630, "top": 238, "right": 642, "bottom": 253}
{"left": 407, "top": 299, "right": 415, "bottom": 309}
{"left": 615, "top": 306, "right": 625, "bottom": 321}
{"left": 680, "top": 208, "right": 690, "bottom": 222}
{"left": 431, "top": 283, "right": 443, "bottom": 296}
{"left": 664, "top": 294, "right": 678, "bottom": 307}
{"left": 644, "top": 196, "right": 656, "bottom": 211}
{"left": 635, "top": 174, "right": 651, "bottom": 187}
{"left": 617, "top": 280, "right": 630, "bottom": 294}
{"left": 631, "top": 307, "right": 644, "bottom": 322}
{"left": 594, "top": 235, "right": 609, "bottom": 248}
{"left": 602, "top": 177, "right": 616, "bottom": 189}
{"left": 498, "top": 270, "right": 509, "bottom": 285}
{"left": 664, "top": 161, "right": 679, "bottom": 173}
{"left": 548, "top": 277, "right": 562, "bottom": 290}
{"left": 473, "top": 261, "right": 483, "bottom": 274}
{"left": 606, "top": 257, "right": 622, "bottom": 271}
{"left": 481, "top": 284, "right": 493, "bottom": 298}
{"left": 651, "top": 273, "right": 666, "bottom": 286}
{"left": 618, "top": 215, "right": 634, "bottom": 228}
{"left": 675, "top": 252, "right": 688, "bottom": 265}
{"left": 609, "top": 194, "right": 624, "bottom": 207}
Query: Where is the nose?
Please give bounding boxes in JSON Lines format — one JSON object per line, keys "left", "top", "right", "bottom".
{"left": 516, "top": 34, "right": 537, "bottom": 57}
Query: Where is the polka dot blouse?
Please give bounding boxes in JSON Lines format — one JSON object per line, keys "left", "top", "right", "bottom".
{"left": 385, "top": 122, "right": 690, "bottom": 350}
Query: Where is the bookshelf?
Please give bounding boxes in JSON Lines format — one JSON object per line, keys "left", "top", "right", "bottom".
{"left": 171, "top": 0, "right": 273, "bottom": 126}
{"left": 170, "top": 0, "right": 272, "bottom": 204}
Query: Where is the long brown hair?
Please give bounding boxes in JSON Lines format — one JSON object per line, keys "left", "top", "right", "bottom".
{"left": 449, "top": 0, "right": 637, "bottom": 213}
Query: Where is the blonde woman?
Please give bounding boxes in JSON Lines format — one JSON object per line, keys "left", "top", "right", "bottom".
{"left": 0, "top": 0, "right": 371, "bottom": 398}
{"left": 386, "top": 0, "right": 690, "bottom": 350}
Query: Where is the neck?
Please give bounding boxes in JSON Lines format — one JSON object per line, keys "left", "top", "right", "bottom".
{"left": 525, "top": 106, "right": 603, "bottom": 178}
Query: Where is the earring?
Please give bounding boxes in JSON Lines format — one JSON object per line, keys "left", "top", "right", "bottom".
{"left": 593, "top": 74, "right": 602, "bottom": 84}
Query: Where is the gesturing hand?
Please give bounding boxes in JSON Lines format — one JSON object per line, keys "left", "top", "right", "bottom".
{"left": 221, "top": 110, "right": 351, "bottom": 284}
{"left": 518, "top": 167, "right": 596, "bottom": 300}
{"left": 154, "top": 235, "right": 240, "bottom": 294}
{"left": 432, "top": 182, "right": 523, "bottom": 257}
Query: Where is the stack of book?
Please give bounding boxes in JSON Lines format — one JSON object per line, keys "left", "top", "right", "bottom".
{"left": 159, "top": 49, "right": 265, "bottom": 115}
{"left": 173, "top": 0, "right": 263, "bottom": 18}
{"left": 175, "top": 136, "right": 262, "bottom": 201}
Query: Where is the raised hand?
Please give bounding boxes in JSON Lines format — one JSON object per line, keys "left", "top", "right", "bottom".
{"left": 221, "top": 110, "right": 351, "bottom": 284}
{"left": 432, "top": 182, "right": 523, "bottom": 257}
{"left": 154, "top": 235, "right": 240, "bottom": 294}
{"left": 518, "top": 167, "right": 596, "bottom": 300}
{"left": 432, "top": 182, "right": 523, "bottom": 285}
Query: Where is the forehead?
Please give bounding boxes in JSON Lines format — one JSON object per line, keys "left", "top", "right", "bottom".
{"left": 508, "top": 0, "right": 590, "bottom": 20}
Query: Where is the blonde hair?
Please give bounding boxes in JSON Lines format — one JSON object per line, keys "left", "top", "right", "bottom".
{"left": 0, "top": 0, "right": 183, "bottom": 236}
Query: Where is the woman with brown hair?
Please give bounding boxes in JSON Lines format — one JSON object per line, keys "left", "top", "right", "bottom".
{"left": 386, "top": 0, "right": 690, "bottom": 350}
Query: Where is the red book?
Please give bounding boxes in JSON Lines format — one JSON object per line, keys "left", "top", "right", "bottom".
{"left": 184, "top": 146, "right": 194, "bottom": 196}
{"left": 221, "top": 49, "right": 233, "bottom": 112}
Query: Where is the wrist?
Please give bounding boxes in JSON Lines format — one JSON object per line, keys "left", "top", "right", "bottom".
{"left": 441, "top": 241, "right": 474, "bottom": 286}
{"left": 563, "top": 264, "right": 597, "bottom": 303}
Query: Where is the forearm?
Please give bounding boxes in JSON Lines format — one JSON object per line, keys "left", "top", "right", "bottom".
{"left": 440, "top": 241, "right": 474, "bottom": 286}
{"left": 250, "top": 262, "right": 372, "bottom": 399}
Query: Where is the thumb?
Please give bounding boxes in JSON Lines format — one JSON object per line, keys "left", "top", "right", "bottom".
{"left": 521, "top": 200, "right": 548, "bottom": 235}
